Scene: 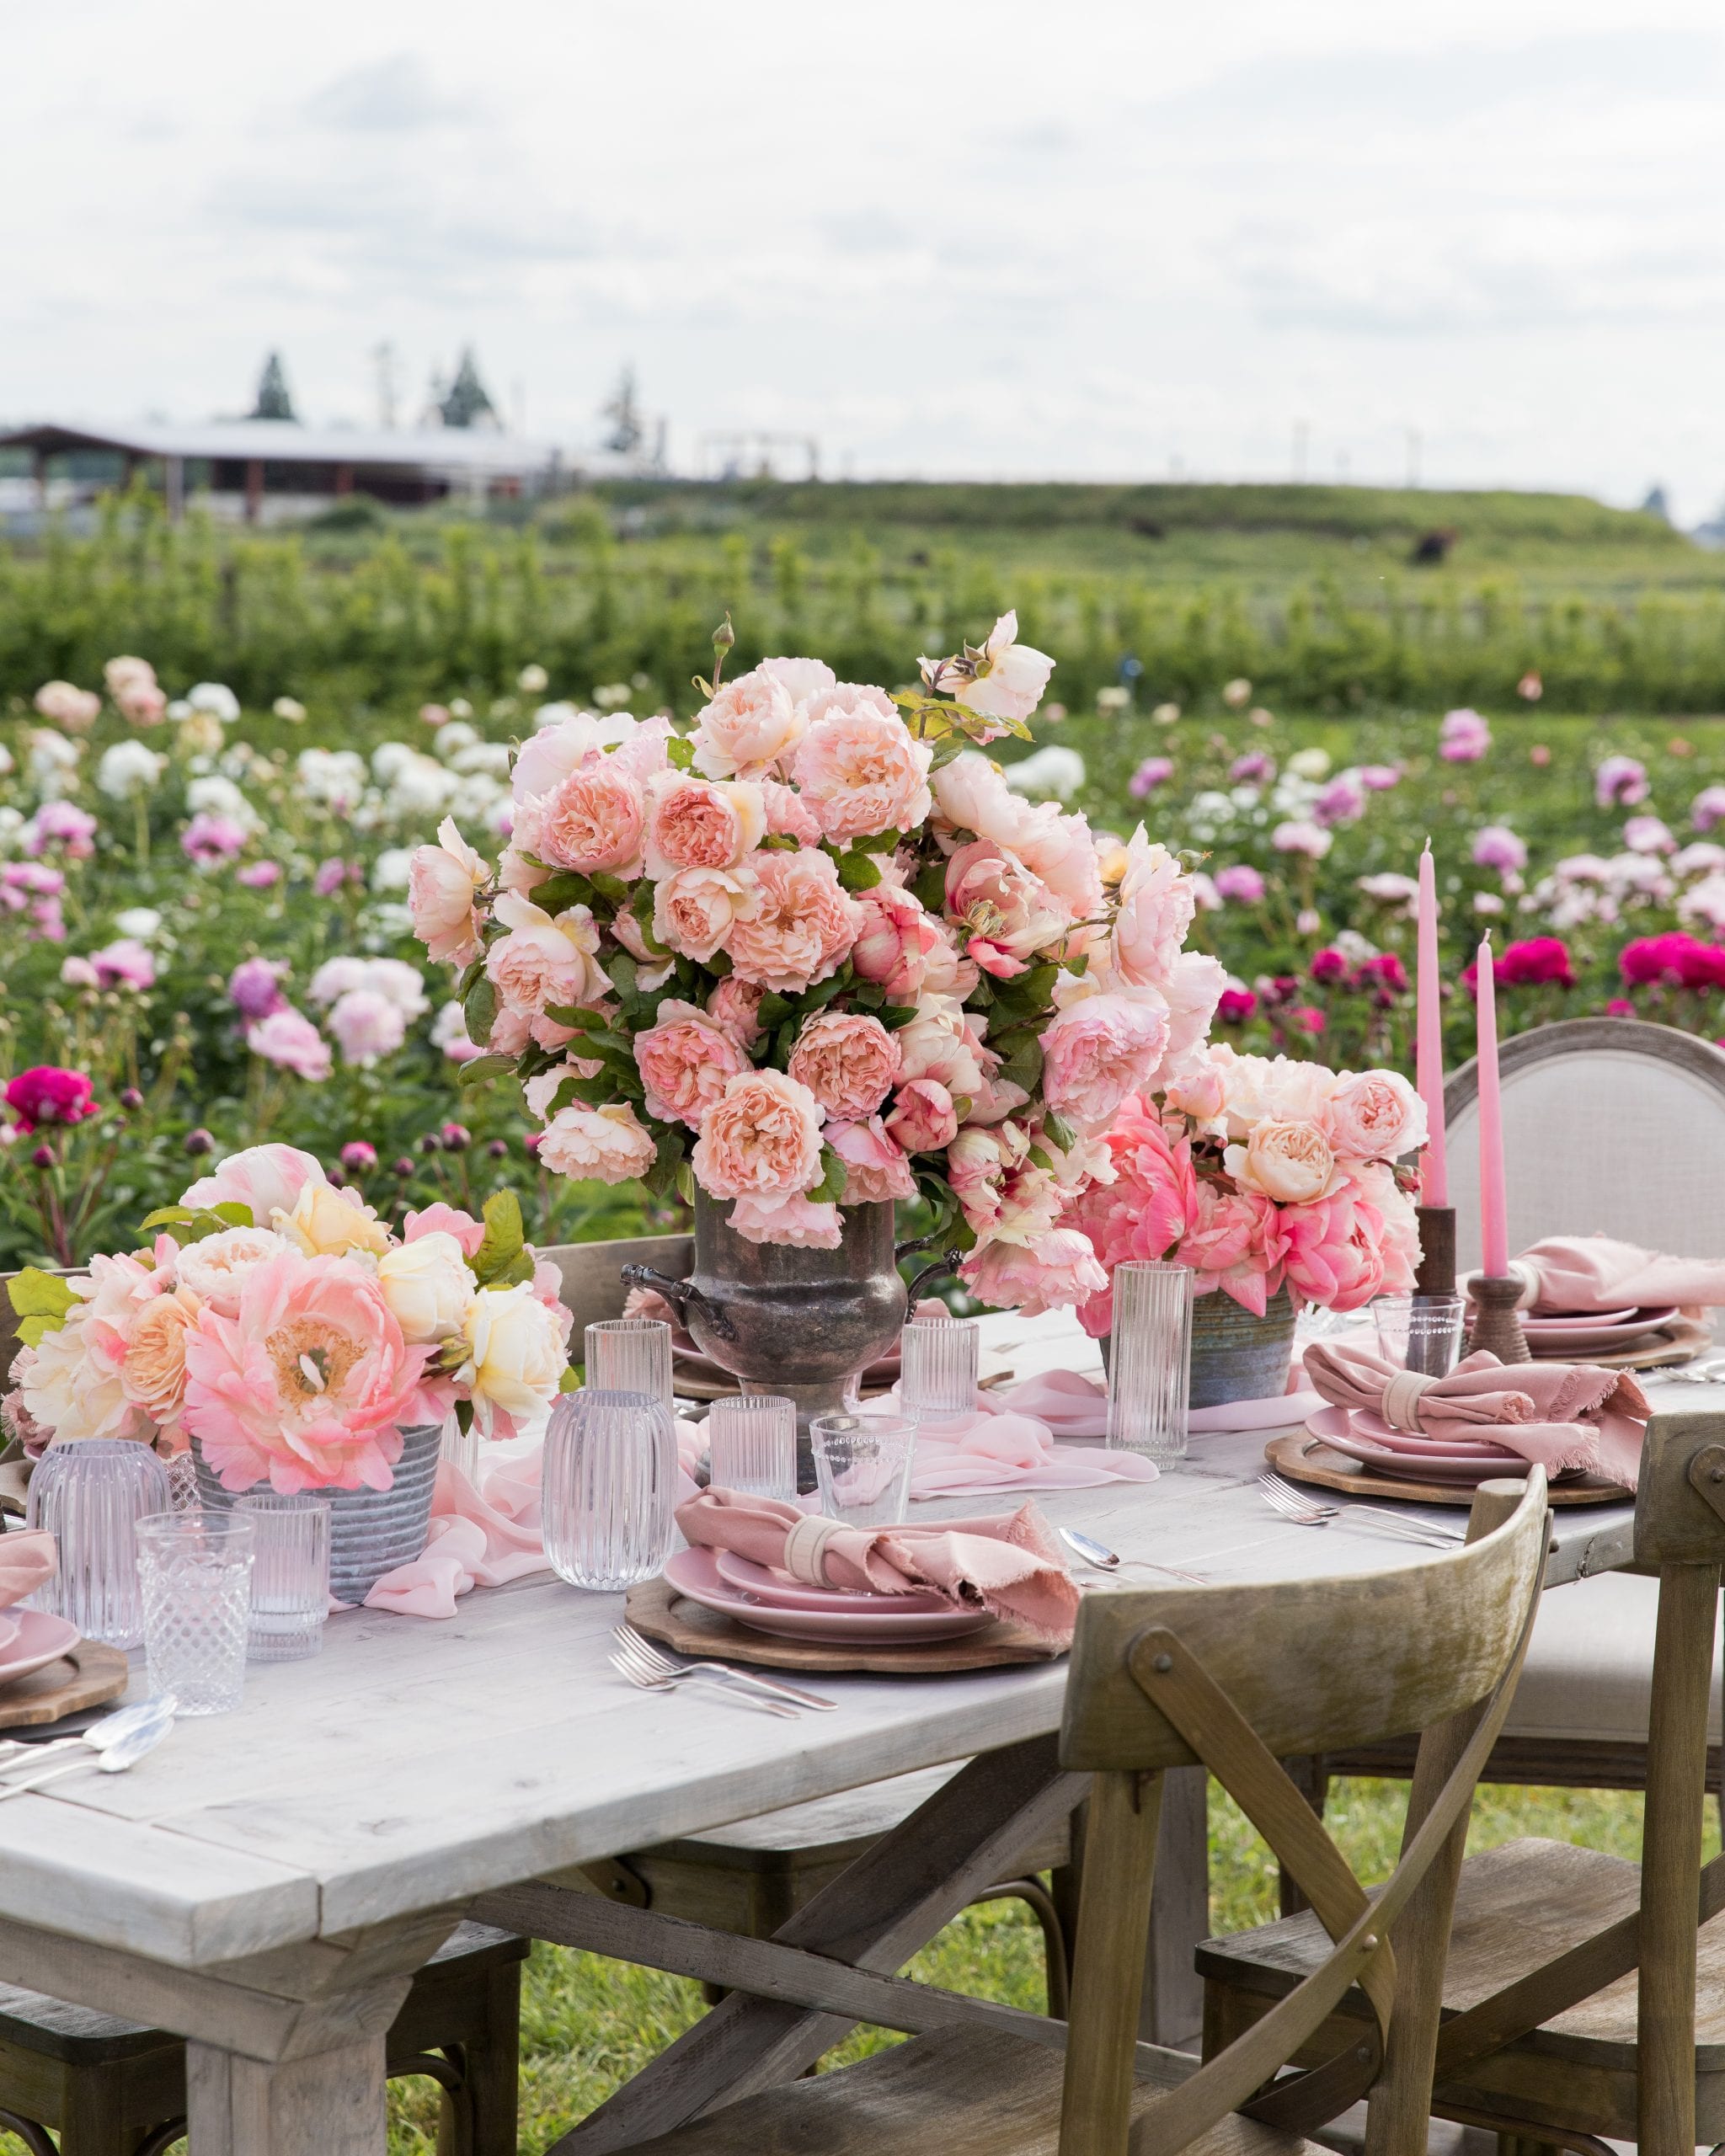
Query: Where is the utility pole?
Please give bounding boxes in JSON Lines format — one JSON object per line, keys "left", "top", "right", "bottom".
{"left": 372, "top": 342, "right": 400, "bottom": 430}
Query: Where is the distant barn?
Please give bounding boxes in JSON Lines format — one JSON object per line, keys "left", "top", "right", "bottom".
{"left": 0, "top": 419, "right": 585, "bottom": 523}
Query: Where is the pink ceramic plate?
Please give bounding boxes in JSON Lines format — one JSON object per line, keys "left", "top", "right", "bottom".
{"left": 713, "top": 1550, "right": 951, "bottom": 1615}
{"left": 1305, "top": 1408, "right": 1522, "bottom": 1483}
{"left": 0, "top": 1613, "right": 20, "bottom": 1660}
{"left": 0, "top": 1611, "right": 78, "bottom": 1689}
{"left": 1348, "top": 1410, "right": 1524, "bottom": 1460}
{"left": 665, "top": 1548, "right": 993, "bottom": 1643}
{"left": 1522, "top": 1307, "right": 1679, "bottom": 1352}
{"left": 1519, "top": 1305, "right": 1640, "bottom": 1331}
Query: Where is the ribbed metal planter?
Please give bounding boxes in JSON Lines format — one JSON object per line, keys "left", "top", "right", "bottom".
{"left": 192, "top": 1424, "right": 443, "bottom": 1606}
{"left": 1187, "top": 1284, "right": 1295, "bottom": 1410}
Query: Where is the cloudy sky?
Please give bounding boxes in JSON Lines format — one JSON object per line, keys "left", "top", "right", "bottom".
{"left": 6, "top": 0, "right": 1722, "bottom": 516}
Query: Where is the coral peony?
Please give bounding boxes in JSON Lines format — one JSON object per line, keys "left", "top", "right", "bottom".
{"left": 182, "top": 1143, "right": 328, "bottom": 1226}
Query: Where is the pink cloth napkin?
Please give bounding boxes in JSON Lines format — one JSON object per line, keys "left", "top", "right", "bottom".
{"left": 977, "top": 1370, "right": 1322, "bottom": 1444}
{"left": 676, "top": 1489, "right": 1080, "bottom": 1645}
{"left": 1499, "top": 1235, "right": 1725, "bottom": 1316}
{"left": 1305, "top": 1339, "right": 1648, "bottom": 1489}
{"left": 0, "top": 1529, "right": 55, "bottom": 1607}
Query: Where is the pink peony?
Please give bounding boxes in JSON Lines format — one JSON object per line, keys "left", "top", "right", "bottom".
{"left": 182, "top": 812, "right": 249, "bottom": 865}
{"left": 1623, "top": 815, "right": 1676, "bottom": 856}
{"left": 1325, "top": 1070, "right": 1426, "bottom": 1162}
{"left": 27, "top": 802, "right": 98, "bottom": 860}
{"left": 1109, "top": 833, "right": 1195, "bottom": 990}
{"left": 1214, "top": 864, "right": 1266, "bottom": 904}
{"left": 884, "top": 1077, "right": 960, "bottom": 1155}
{"left": 327, "top": 990, "right": 407, "bottom": 1066}
{"left": 1279, "top": 1186, "right": 1390, "bottom": 1314}
{"left": 517, "top": 757, "right": 644, "bottom": 878}
{"left": 652, "top": 864, "right": 759, "bottom": 965}
{"left": 1690, "top": 786, "right": 1725, "bottom": 835}
{"left": 183, "top": 1250, "right": 435, "bottom": 1493}
{"left": 1471, "top": 825, "right": 1527, "bottom": 874}
{"left": 706, "top": 975, "right": 767, "bottom": 1045}
{"left": 89, "top": 938, "right": 155, "bottom": 991}
{"left": 1439, "top": 709, "right": 1492, "bottom": 763}
{"left": 824, "top": 1117, "right": 917, "bottom": 1203}
{"left": 1312, "top": 773, "right": 1367, "bottom": 827}
{"left": 943, "top": 839, "right": 1069, "bottom": 979}
{"left": 1041, "top": 993, "right": 1172, "bottom": 1134}
{"left": 959, "top": 1227, "right": 1106, "bottom": 1315}
{"left": 34, "top": 680, "right": 101, "bottom": 731}
{"left": 237, "top": 860, "right": 281, "bottom": 889}
{"left": 788, "top": 1009, "right": 901, "bottom": 1120}
{"left": 1594, "top": 755, "right": 1648, "bottom": 809}
{"left": 182, "top": 1142, "right": 328, "bottom": 1226}
{"left": 643, "top": 772, "right": 765, "bottom": 874}
{"left": 692, "top": 669, "right": 805, "bottom": 781}
{"left": 228, "top": 957, "right": 288, "bottom": 1021}
{"left": 790, "top": 701, "right": 932, "bottom": 842}
{"left": 247, "top": 1006, "right": 332, "bottom": 1082}
{"left": 633, "top": 1001, "right": 749, "bottom": 1129}
{"left": 724, "top": 850, "right": 862, "bottom": 993}
{"left": 538, "top": 1102, "right": 659, "bottom": 1184}
{"left": 729, "top": 1192, "right": 844, "bottom": 1249}
{"left": 692, "top": 1068, "right": 824, "bottom": 1200}
{"left": 403, "top": 1202, "right": 486, "bottom": 1257}
{"left": 1129, "top": 757, "right": 1173, "bottom": 797}
{"left": 1178, "top": 1184, "right": 1286, "bottom": 1315}
{"left": 850, "top": 883, "right": 944, "bottom": 1001}
{"left": 408, "top": 818, "right": 489, "bottom": 968}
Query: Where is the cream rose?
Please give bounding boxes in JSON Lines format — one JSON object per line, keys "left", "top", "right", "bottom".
{"left": 273, "top": 1182, "right": 392, "bottom": 1262}
{"left": 457, "top": 1283, "right": 569, "bottom": 1435}
{"left": 538, "top": 1102, "right": 659, "bottom": 1184}
{"left": 652, "top": 865, "right": 759, "bottom": 965}
{"left": 691, "top": 669, "right": 805, "bottom": 780}
{"left": 377, "top": 1231, "right": 475, "bottom": 1345}
{"left": 1326, "top": 1070, "right": 1427, "bottom": 1162}
{"left": 1226, "top": 1118, "right": 1339, "bottom": 1205}
{"left": 174, "top": 1226, "right": 290, "bottom": 1317}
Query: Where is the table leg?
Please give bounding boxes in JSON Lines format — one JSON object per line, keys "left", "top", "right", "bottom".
{"left": 185, "top": 2032, "right": 387, "bottom": 2156}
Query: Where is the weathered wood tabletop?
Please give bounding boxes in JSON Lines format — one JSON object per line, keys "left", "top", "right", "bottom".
{"left": 0, "top": 1308, "right": 1650, "bottom": 2153}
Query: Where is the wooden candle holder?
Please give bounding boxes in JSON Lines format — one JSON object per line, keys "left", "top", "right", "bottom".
{"left": 1466, "top": 1274, "right": 1532, "bottom": 1364}
{"left": 1413, "top": 1206, "right": 1456, "bottom": 1299}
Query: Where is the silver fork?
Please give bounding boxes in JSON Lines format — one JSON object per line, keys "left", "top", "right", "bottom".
{"left": 607, "top": 1641, "right": 802, "bottom": 1718}
{"left": 612, "top": 1625, "right": 836, "bottom": 1712}
{"left": 1258, "top": 1471, "right": 1466, "bottom": 1550}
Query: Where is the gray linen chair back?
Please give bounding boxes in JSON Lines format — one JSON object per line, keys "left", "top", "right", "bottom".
{"left": 1444, "top": 1018, "right": 1725, "bottom": 1273}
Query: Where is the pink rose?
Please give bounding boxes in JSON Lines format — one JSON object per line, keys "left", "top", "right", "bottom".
{"left": 538, "top": 1102, "right": 659, "bottom": 1184}
{"left": 947, "top": 1123, "right": 1031, "bottom": 1237}
{"left": 825, "top": 1117, "right": 917, "bottom": 1203}
{"left": 1325, "top": 1070, "right": 1426, "bottom": 1162}
{"left": 182, "top": 1142, "right": 327, "bottom": 1226}
{"left": 651, "top": 864, "right": 758, "bottom": 965}
{"left": 510, "top": 710, "right": 609, "bottom": 803}
{"left": 884, "top": 1077, "right": 959, "bottom": 1155}
{"left": 959, "top": 1227, "right": 1106, "bottom": 1316}
{"left": 485, "top": 891, "right": 608, "bottom": 1033}
{"left": 1109, "top": 832, "right": 1196, "bottom": 989}
{"left": 851, "top": 883, "right": 943, "bottom": 1001}
{"left": 633, "top": 1001, "right": 749, "bottom": 1129}
{"left": 707, "top": 976, "right": 767, "bottom": 1046}
{"left": 787, "top": 1009, "right": 901, "bottom": 1120}
{"left": 1160, "top": 952, "right": 1226, "bottom": 1078}
{"left": 247, "top": 1006, "right": 332, "bottom": 1082}
{"left": 327, "top": 990, "right": 407, "bottom": 1066}
{"left": 1177, "top": 1185, "right": 1286, "bottom": 1315}
{"left": 943, "top": 839, "right": 1069, "bottom": 979}
{"left": 1280, "top": 1187, "right": 1390, "bottom": 1314}
{"left": 644, "top": 772, "right": 765, "bottom": 875}
{"left": 608, "top": 906, "right": 675, "bottom": 990}
{"left": 692, "top": 1068, "right": 824, "bottom": 1199}
{"left": 729, "top": 1191, "right": 844, "bottom": 1249}
{"left": 1041, "top": 993, "right": 1172, "bottom": 1135}
{"left": 956, "top": 611, "right": 1054, "bottom": 728}
{"left": 1015, "top": 808, "right": 1105, "bottom": 921}
{"left": 761, "top": 781, "right": 823, "bottom": 846}
{"left": 1226, "top": 1118, "right": 1338, "bottom": 1205}
{"left": 692, "top": 669, "right": 805, "bottom": 780}
{"left": 724, "top": 851, "right": 862, "bottom": 994}
{"left": 516, "top": 757, "right": 644, "bottom": 878}
{"left": 932, "top": 752, "right": 1035, "bottom": 846}
{"left": 789, "top": 700, "right": 932, "bottom": 842}
{"left": 760, "top": 655, "right": 837, "bottom": 707}
{"left": 408, "top": 817, "right": 489, "bottom": 968}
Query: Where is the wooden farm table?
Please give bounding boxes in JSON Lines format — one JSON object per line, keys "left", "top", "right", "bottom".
{"left": 0, "top": 1309, "right": 1646, "bottom": 2153}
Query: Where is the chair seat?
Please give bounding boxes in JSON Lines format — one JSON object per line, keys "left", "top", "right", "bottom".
{"left": 613, "top": 2021, "right": 1328, "bottom": 2156}
{"left": 1502, "top": 1572, "right": 1723, "bottom": 1745}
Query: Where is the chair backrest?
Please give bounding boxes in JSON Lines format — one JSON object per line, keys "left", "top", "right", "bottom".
{"left": 540, "top": 1232, "right": 693, "bottom": 1348}
{"left": 1054, "top": 1471, "right": 1550, "bottom": 2156}
{"left": 1443, "top": 1019, "right": 1725, "bottom": 1271}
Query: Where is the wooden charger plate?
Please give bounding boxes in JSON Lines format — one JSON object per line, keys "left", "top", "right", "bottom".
{"left": 1265, "top": 1432, "right": 1628, "bottom": 1508}
{"left": 625, "top": 1574, "right": 1063, "bottom": 1676}
{"left": 0, "top": 1640, "right": 128, "bottom": 1729}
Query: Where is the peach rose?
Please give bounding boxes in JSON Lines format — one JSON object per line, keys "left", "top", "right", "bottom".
{"left": 692, "top": 669, "right": 805, "bottom": 780}
{"left": 787, "top": 1009, "right": 901, "bottom": 1120}
{"left": 1015, "top": 805, "right": 1105, "bottom": 921}
{"left": 1040, "top": 992, "right": 1172, "bottom": 1135}
{"left": 516, "top": 757, "right": 644, "bottom": 878}
{"left": 895, "top": 992, "right": 987, "bottom": 1097}
{"left": 760, "top": 654, "right": 837, "bottom": 708}
{"left": 1326, "top": 1070, "right": 1427, "bottom": 1162}
{"left": 707, "top": 976, "right": 767, "bottom": 1046}
{"left": 932, "top": 750, "right": 1036, "bottom": 848}
{"left": 884, "top": 1077, "right": 959, "bottom": 1155}
{"left": 485, "top": 890, "right": 608, "bottom": 1030}
{"left": 408, "top": 816, "right": 489, "bottom": 968}
{"left": 724, "top": 851, "right": 862, "bottom": 994}
{"left": 761, "top": 781, "right": 823, "bottom": 845}
{"left": 825, "top": 1117, "right": 917, "bottom": 1203}
{"left": 943, "top": 839, "right": 1069, "bottom": 979}
{"left": 643, "top": 771, "right": 765, "bottom": 876}
{"left": 652, "top": 864, "right": 759, "bottom": 965}
{"left": 538, "top": 1102, "right": 658, "bottom": 1184}
{"left": 729, "top": 1191, "right": 844, "bottom": 1248}
{"left": 510, "top": 710, "right": 609, "bottom": 803}
{"left": 1108, "top": 830, "right": 1195, "bottom": 990}
{"left": 692, "top": 1068, "right": 824, "bottom": 1199}
{"left": 175, "top": 1226, "right": 288, "bottom": 1317}
{"left": 1226, "top": 1118, "right": 1339, "bottom": 1206}
{"left": 790, "top": 697, "right": 932, "bottom": 843}
{"left": 120, "top": 1288, "right": 200, "bottom": 1423}
{"left": 633, "top": 1001, "right": 749, "bottom": 1129}
{"left": 851, "top": 883, "right": 943, "bottom": 1001}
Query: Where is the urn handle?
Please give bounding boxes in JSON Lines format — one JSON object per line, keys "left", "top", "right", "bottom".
{"left": 618, "top": 1264, "right": 737, "bottom": 1343}
{"left": 903, "top": 1248, "right": 965, "bottom": 1310}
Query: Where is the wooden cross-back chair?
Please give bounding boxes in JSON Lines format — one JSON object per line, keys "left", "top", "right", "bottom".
{"left": 1203, "top": 1412, "right": 1725, "bottom": 2156}
{"left": 594, "top": 1471, "right": 1548, "bottom": 2156}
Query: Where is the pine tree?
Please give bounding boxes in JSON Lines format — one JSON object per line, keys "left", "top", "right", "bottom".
{"left": 439, "top": 349, "right": 498, "bottom": 430}
{"left": 250, "top": 352, "right": 297, "bottom": 423}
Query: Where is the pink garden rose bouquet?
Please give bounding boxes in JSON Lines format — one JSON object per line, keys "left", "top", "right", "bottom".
{"left": 408, "top": 616, "right": 1221, "bottom": 1313}
{"left": 2, "top": 1143, "right": 571, "bottom": 1494}
{"left": 1064, "top": 1044, "right": 1424, "bottom": 1335}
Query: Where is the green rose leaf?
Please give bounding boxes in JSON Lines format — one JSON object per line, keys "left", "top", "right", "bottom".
{"left": 1042, "top": 1109, "right": 1078, "bottom": 1154}
{"left": 462, "top": 972, "right": 498, "bottom": 1049}
{"left": 665, "top": 734, "right": 696, "bottom": 771}
{"left": 471, "top": 1188, "right": 526, "bottom": 1287}
{"left": 810, "top": 1144, "right": 849, "bottom": 1206}
{"left": 836, "top": 849, "right": 884, "bottom": 893}
{"left": 6, "top": 1268, "right": 77, "bottom": 1326}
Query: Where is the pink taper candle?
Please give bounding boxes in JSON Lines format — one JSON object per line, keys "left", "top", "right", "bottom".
{"left": 1475, "top": 937, "right": 1509, "bottom": 1276}
{"left": 1415, "top": 843, "right": 1448, "bottom": 1206}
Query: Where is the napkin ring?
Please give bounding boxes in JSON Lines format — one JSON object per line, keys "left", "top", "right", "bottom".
{"left": 1381, "top": 1369, "right": 1438, "bottom": 1433}
{"left": 783, "top": 1513, "right": 848, "bottom": 1588}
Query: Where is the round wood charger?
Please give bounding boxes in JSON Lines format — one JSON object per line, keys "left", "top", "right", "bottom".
{"left": 625, "top": 1575, "right": 1065, "bottom": 1675}
{"left": 0, "top": 1640, "right": 128, "bottom": 1729}
{"left": 1265, "top": 1433, "right": 1628, "bottom": 1508}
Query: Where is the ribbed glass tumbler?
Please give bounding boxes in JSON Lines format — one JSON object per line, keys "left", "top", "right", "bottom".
{"left": 25, "top": 1438, "right": 172, "bottom": 1648}
{"left": 1107, "top": 1262, "right": 1194, "bottom": 1463}
{"left": 543, "top": 1389, "right": 677, "bottom": 1591}
{"left": 585, "top": 1317, "right": 674, "bottom": 1409}
{"left": 135, "top": 1509, "right": 255, "bottom": 1716}
{"left": 900, "top": 1317, "right": 979, "bottom": 1427}
{"left": 707, "top": 1395, "right": 796, "bottom": 1499}
{"left": 236, "top": 1493, "right": 331, "bottom": 1662}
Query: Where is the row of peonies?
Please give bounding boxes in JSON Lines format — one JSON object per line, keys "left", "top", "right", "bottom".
{"left": 2, "top": 1144, "right": 571, "bottom": 1494}
{"left": 407, "top": 616, "right": 1226, "bottom": 1310}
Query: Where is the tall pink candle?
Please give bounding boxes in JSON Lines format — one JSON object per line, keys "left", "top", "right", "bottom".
{"left": 1416, "top": 843, "right": 1447, "bottom": 1206}
{"left": 1475, "top": 937, "right": 1509, "bottom": 1276}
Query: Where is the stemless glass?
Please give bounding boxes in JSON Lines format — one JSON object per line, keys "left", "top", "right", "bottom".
{"left": 236, "top": 1493, "right": 332, "bottom": 1662}
{"left": 707, "top": 1395, "right": 797, "bottom": 1499}
{"left": 1107, "top": 1262, "right": 1194, "bottom": 1462}
{"left": 585, "top": 1317, "right": 674, "bottom": 1410}
{"left": 809, "top": 1412, "right": 917, "bottom": 1527}
{"left": 899, "top": 1317, "right": 979, "bottom": 1427}
{"left": 543, "top": 1389, "right": 677, "bottom": 1591}
{"left": 1372, "top": 1294, "right": 1466, "bottom": 1379}
{"left": 26, "top": 1438, "right": 173, "bottom": 1648}
{"left": 135, "top": 1510, "right": 255, "bottom": 1716}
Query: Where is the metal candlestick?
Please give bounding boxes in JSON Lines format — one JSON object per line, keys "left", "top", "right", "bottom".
{"left": 1466, "top": 1274, "right": 1532, "bottom": 1364}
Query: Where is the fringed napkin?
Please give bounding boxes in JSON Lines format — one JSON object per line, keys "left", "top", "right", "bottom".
{"left": 1493, "top": 1235, "right": 1725, "bottom": 1316}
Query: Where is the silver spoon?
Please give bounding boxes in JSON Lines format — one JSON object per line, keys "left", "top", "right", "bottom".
{"left": 0, "top": 1694, "right": 178, "bottom": 1778}
{"left": 0, "top": 1709, "right": 175, "bottom": 1803}
{"left": 1058, "top": 1527, "right": 1208, "bottom": 1585}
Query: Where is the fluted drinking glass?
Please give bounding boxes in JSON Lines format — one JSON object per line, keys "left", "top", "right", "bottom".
{"left": 900, "top": 1317, "right": 978, "bottom": 1427}
{"left": 543, "top": 1389, "right": 677, "bottom": 1591}
{"left": 237, "top": 1493, "right": 331, "bottom": 1662}
{"left": 707, "top": 1395, "right": 796, "bottom": 1499}
{"left": 1107, "top": 1262, "right": 1194, "bottom": 1462}
{"left": 585, "top": 1317, "right": 674, "bottom": 1410}
{"left": 25, "top": 1438, "right": 173, "bottom": 1648}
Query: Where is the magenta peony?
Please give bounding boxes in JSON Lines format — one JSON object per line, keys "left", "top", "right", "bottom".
{"left": 4, "top": 1065, "right": 97, "bottom": 1133}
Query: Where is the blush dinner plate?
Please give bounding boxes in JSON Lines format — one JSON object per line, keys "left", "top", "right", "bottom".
{"left": 713, "top": 1550, "right": 950, "bottom": 1615}
{"left": 1304, "top": 1407, "right": 1526, "bottom": 1485}
{"left": 1522, "top": 1306, "right": 1679, "bottom": 1352}
{"left": 665, "top": 1547, "right": 993, "bottom": 1643}
{"left": 0, "top": 1611, "right": 79, "bottom": 1689}
{"left": 1347, "top": 1410, "right": 1525, "bottom": 1460}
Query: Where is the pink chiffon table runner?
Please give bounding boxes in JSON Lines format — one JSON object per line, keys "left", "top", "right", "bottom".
{"left": 0, "top": 1531, "right": 55, "bottom": 1609}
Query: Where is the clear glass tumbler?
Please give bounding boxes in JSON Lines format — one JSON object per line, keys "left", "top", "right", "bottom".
{"left": 543, "top": 1389, "right": 677, "bottom": 1591}
{"left": 236, "top": 1493, "right": 332, "bottom": 1662}
{"left": 707, "top": 1395, "right": 797, "bottom": 1498}
{"left": 585, "top": 1317, "right": 674, "bottom": 1409}
{"left": 809, "top": 1412, "right": 917, "bottom": 1527}
{"left": 1107, "top": 1261, "right": 1194, "bottom": 1462}
{"left": 135, "top": 1509, "right": 256, "bottom": 1716}
{"left": 900, "top": 1317, "right": 979, "bottom": 1427}
{"left": 26, "top": 1438, "right": 173, "bottom": 1648}
{"left": 1372, "top": 1293, "right": 1466, "bottom": 1379}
